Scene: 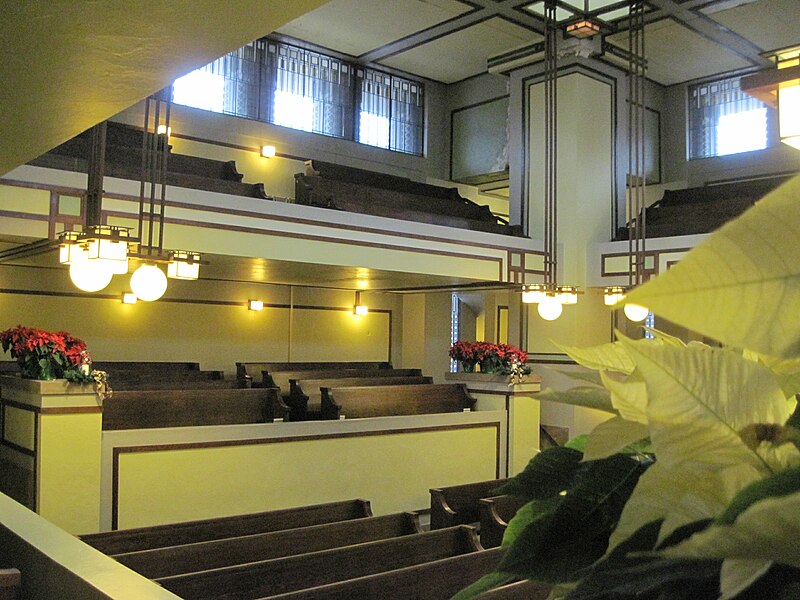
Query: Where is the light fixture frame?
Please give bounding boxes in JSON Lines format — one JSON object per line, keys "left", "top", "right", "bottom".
{"left": 248, "top": 299, "right": 264, "bottom": 311}
{"left": 167, "top": 250, "right": 201, "bottom": 280}
{"left": 261, "top": 145, "right": 277, "bottom": 158}
{"left": 353, "top": 291, "right": 369, "bottom": 315}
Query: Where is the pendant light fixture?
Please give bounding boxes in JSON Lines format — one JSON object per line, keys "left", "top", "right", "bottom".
{"left": 523, "top": 0, "right": 581, "bottom": 320}
{"left": 605, "top": 1, "right": 649, "bottom": 322}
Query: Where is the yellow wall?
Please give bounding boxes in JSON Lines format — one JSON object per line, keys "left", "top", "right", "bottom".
{"left": 0, "top": 263, "right": 399, "bottom": 376}
{"left": 114, "top": 423, "right": 500, "bottom": 528}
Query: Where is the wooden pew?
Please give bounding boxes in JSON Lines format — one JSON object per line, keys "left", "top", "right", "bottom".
{"left": 92, "top": 360, "right": 204, "bottom": 373}
{"left": 236, "top": 361, "right": 391, "bottom": 387}
{"left": 102, "top": 387, "right": 286, "bottom": 430}
{"left": 0, "top": 569, "right": 20, "bottom": 600}
{"left": 479, "top": 495, "right": 528, "bottom": 548}
{"left": 264, "top": 368, "right": 422, "bottom": 397}
{"left": 321, "top": 383, "right": 476, "bottom": 420}
{"left": 113, "top": 512, "right": 422, "bottom": 579}
{"left": 112, "top": 378, "right": 237, "bottom": 391}
{"left": 80, "top": 499, "right": 373, "bottom": 555}
{"left": 261, "top": 547, "right": 506, "bottom": 600}
{"left": 288, "top": 375, "right": 432, "bottom": 421}
{"left": 472, "top": 579, "right": 552, "bottom": 599}
{"left": 430, "top": 478, "right": 509, "bottom": 530}
{"left": 157, "top": 525, "right": 481, "bottom": 600}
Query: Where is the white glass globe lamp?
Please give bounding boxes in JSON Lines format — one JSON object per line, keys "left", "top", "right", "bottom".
{"left": 624, "top": 303, "right": 649, "bottom": 322}
{"left": 537, "top": 296, "right": 563, "bottom": 321}
{"left": 69, "top": 259, "right": 114, "bottom": 292}
{"left": 130, "top": 264, "right": 168, "bottom": 302}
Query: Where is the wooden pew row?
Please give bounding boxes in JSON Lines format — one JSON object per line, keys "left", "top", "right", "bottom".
{"left": 321, "top": 383, "right": 476, "bottom": 420}
{"left": 92, "top": 361, "right": 204, "bottom": 373}
{"left": 157, "top": 525, "right": 481, "bottom": 600}
{"left": 0, "top": 569, "right": 20, "bottom": 600}
{"left": 479, "top": 495, "right": 528, "bottom": 549}
{"left": 430, "top": 478, "right": 509, "bottom": 530}
{"left": 472, "top": 579, "right": 552, "bottom": 600}
{"left": 262, "top": 547, "right": 507, "bottom": 600}
{"left": 287, "top": 375, "right": 432, "bottom": 421}
{"left": 265, "top": 368, "right": 421, "bottom": 397}
{"left": 112, "top": 378, "right": 237, "bottom": 391}
{"left": 236, "top": 361, "right": 391, "bottom": 387}
{"left": 113, "top": 512, "right": 422, "bottom": 579}
{"left": 101, "top": 388, "right": 286, "bottom": 430}
{"left": 80, "top": 499, "right": 373, "bottom": 555}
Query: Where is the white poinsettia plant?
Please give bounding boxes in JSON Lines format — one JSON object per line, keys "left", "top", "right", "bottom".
{"left": 455, "top": 176, "right": 800, "bottom": 600}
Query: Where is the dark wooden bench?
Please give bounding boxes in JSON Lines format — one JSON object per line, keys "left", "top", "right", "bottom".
{"left": 157, "top": 525, "right": 481, "bottom": 600}
{"left": 92, "top": 360, "right": 204, "bottom": 373}
{"left": 430, "top": 478, "right": 509, "bottom": 530}
{"left": 263, "top": 368, "right": 421, "bottom": 397}
{"left": 479, "top": 495, "right": 528, "bottom": 548}
{"left": 80, "top": 499, "right": 373, "bottom": 555}
{"left": 0, "top": 569, "right": 20, "bottom": 600}
{"left": 288, "top": 375, "right": 431, "bottom": 421}
{"left": 321, "top": 383, "right": 476, "bottom": 420}
{"left": 102, "top": 387, "right": 286, "bottom": 430}
{"left": 111, "top": 378, "right": 237, "bottom": 391}
{"left": 236, "top": 361, "right": 392, "bottom": 387}
{"left": 262, "top": 547, "right": 506, "bottom": 600}
{"left": 473, "top": 579, "right": 552, "bottom": 599}
{"left": 113, "top": 512, "right": 422, "bottom": 579}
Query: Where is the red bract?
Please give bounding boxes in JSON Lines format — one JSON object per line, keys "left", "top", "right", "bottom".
{"left": 0, "top": 325, "right": 95, "bottom": 381}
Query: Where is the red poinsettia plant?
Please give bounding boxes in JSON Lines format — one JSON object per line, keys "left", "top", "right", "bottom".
{"left": 449, "top": 341, "right": 531, "bottom": 378}
{"left": 0, "top": 326, "right": 111, "bottom": 398}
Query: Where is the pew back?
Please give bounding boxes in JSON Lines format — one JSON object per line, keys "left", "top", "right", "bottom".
{"left": 321, "top": 383, "right": 476, "bottom": 420}
{"left": 288, "top": 375, "right": 432, "bottom": 420}
{"left": 113, "top": 512, "right": 422, "bottom": 579}
{"left": 102, "top": 388, "right": 284, "bottom": 430}
{"left": 479, "top": 495, "right": 528, "bottom": 548}
{"left": 265, "top": 368, "right": 421, "bottom": 396}
{"left": 263, "top": 547, "right": 506, "bottom": 600}
{"left": 236, "top": 361, "right": 391, "bottom": 386}
{"left": 157, "top": 525, "right": 480, "bottom": 600}
{"left": 430, "top": 478, "right": 509, "bottom": 530}
{"left": 80, "top": 499, "right": 372, "bottom": 555}
{"left": 0, "top": 569, "right": 20, "bottom": 600}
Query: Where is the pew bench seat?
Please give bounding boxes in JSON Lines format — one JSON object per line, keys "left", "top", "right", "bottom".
{"left": 430, "top": 478, "right": 509, "bottom": 530}
{"left": 321, "top": 383, "right": 476, "bottom": 420}
{"left": 479, "top": 495, "right": 528, "bottom": 548}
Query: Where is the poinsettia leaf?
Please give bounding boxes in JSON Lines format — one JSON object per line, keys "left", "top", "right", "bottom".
{"left": 599, "top": 371, "right": 648, "bottom": 424}
{"left": 449, "top": 571, "right": 518, "bottom": 600}
{"left": 535, "top": 387, "right": 617, "bottom": 414}
{"left": 499, "top": 454, "right": 648, "bottom": 583}
{"left": 787, "top": 404, "right": 800, "bottom": 430}
{"left": 583, "top": 417, "right": 650, "bottom": 462}
{"left": 617, "top": 336, "right": 790, "bottom": 472}
{"left": 652, "top": 491, "right": 800, "bottom": 569}
{"left": 642, "top": 327, "right": 687, "bottom": 347}
{"left": 719, "top": 559, "right": 772, "bottom": 600}
{"left": 556, "top": 341, "right": 635, "bottom": 374}
{"left": 495, "top": 446, "right": 585, "bottom": 500}
{"left": 624, "top": 175, "right": 800, "bottom": 359}
{"left": 554, "top": 369, "right": 604, "bottom": 387}
{"left": 502, "top": 497, "right": 561, "bottom": 547}
{"left": 717, "top": 467, "right": 800, "bottom": 525}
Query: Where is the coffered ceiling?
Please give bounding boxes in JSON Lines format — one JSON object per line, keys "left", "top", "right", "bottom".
{"left": 277, "top": 0, "right": 799, "bottom": 85}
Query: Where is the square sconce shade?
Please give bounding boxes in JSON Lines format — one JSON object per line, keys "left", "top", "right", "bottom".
{"left": 261, "top": 145, "right": 276, "bottom": 158}
{"left": 122, "top": 292, "right": 138, "bottom": 305}
{"left": 248, "top": 299, "right": 264, "bottom": 311}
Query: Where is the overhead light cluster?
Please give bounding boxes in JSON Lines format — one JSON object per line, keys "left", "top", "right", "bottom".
{"left": 521, "top": 284, "right": 580, "bottom": 321}
{"left": 602, "top": 286, "right": 649, "bottom": 322}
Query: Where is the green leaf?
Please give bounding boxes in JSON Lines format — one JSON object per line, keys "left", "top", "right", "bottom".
{"left": 624, "top": 175, "right": 800, "bottom": 359}
{"left": 556, "top": 341, "right": 635, "bottom": 374}
{"left": 583, "top": 417, "right": 650, "bottom": 462}
{"left": 502, "top": 497, "right": 561, "bottom": 547}
{"left": 535, "top": 387, "right": 616, "bottom": 414}
{"left": 449, "top": 571, "right": 518, "bottom": 600}
{"left": 717, "top": 467, "right": 800, "bottom": 525}
{"left": 495, "top": 446, "right": 584, "bottom": 500}
{"left": 499, "top": 454, "right": 648, "bottom": 583}
{"left": 565, "top": 435, "right": 588, "bottom": 452}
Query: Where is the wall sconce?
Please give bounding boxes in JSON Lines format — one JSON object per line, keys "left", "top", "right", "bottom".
{"left": 167, "top": 250, "right": 201, "bottom": 280}
{"left": 741, "top": 47, "right": 800, "bottom": 149}
{"left": 353, "top": 291, "right": 368, "bottom": 315}
{"left": 248, "top": 299, "right": 264, "bottom": 311}
{"left": 261, "top": 145, "right": 276, "bottom": 158}
{"left": 156, "top": 125, "right": 172, "bottom": 137}
{"left": 121, "top": 292, "right": 138, "bottom": 305}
